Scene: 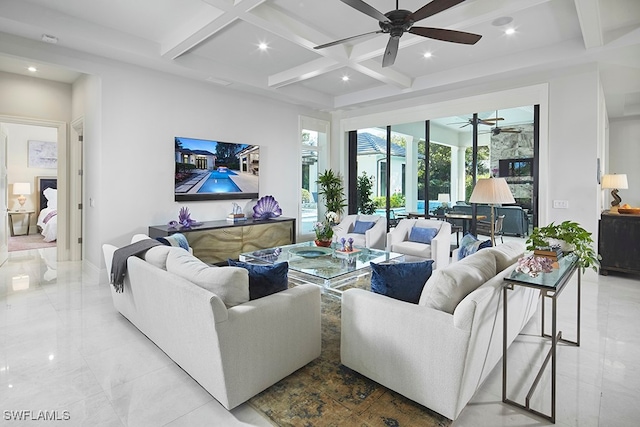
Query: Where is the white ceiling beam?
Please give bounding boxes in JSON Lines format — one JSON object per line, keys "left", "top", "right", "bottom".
{"left": 162, "top": 0, "right": 266, "bottom": 59}
{"left": 268, "top": 57, "right": 343, "bottom": 88}
{"left": 574, "top": 0, "right": 603, "bottom": 49}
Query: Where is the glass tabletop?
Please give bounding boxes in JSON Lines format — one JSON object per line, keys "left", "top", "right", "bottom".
{"left": 240, "top": 241, "right": 403, "bottom": 281}
{"left": 506, "top": 253, "right": 579, "bottom": 289}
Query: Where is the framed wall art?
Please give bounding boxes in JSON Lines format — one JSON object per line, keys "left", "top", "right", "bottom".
{"left": 28, "top": 140, "right": 57, "bottom": 169}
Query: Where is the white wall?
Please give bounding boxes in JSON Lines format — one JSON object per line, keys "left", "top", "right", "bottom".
{"left": 609, "top": 117, "right": 640, "bottom": 206}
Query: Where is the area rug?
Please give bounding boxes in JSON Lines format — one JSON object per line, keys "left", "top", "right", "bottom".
{"left": 9, "top": 234, "right": 56, "bottom": 252}
{"left": 248, "top": 290, "right": 452, "bottom": 427}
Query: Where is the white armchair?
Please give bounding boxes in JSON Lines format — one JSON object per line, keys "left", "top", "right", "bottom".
{"left": 332, "top": 214, "right": 387, "bottom": 250}
{"left": 386, "top": 219, "right": 451, "bottom": 269}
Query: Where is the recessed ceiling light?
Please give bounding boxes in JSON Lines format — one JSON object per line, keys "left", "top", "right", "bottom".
{"left": 492, "top": 16, "right": 513, "bottom": 27}
{"left": 27, "top": 66, "right": 37, "bottom": 72}
{"left": 342, "top": 76, "right": 349, "bottom": 82}
{"left": 258, "top": 42, "right": 268, "bottom": 51}
{"left": 505, "top": 28, "right": 516, "bottom": 35}
{"left": 423, "top": 52, "right": 432, "bottom": 59}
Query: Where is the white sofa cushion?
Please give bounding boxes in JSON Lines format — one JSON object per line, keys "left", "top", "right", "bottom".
{"left": 166, "top": 249, "right": 249, "bottom": 307}
{"left": 419, "top": 250, "right": 497, "bottom": 313}
{"left": 145, "top": 245, "right": 183, "bottom": 270}
{"left": 390, "top": 241, "right": 433, "bottom": 259}
{"left": 485, "top": 241, "right": 525, "bottom": 273}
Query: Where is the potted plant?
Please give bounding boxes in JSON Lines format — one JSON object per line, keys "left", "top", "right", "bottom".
{"left": 317, "top": 169, "right": 346, "bottom": 218}
{"left": 526, "top": 220, "right": 600, "bottom": 272}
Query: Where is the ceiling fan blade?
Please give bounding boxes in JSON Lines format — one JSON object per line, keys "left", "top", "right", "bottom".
{"left": 314, "top": 30, "right": 384, "bottom": 49}
{"left": 341, "top": 0, "right": 390, "bottom": 23}
{"left": 409, "top": 27, "right": 482, "bottom": 44}
{"left": 480, "top": 117, "right": 504, "bottom": 122}
{"left": 382, "top": 37, "right": 399, "bottom": 68}
{"left": 410, "top": 0, "right": 465, "bottom": 23}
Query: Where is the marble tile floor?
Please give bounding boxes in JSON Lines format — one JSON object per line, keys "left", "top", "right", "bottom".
{"left": 1, "top": 247, "right": 639, "bottom": 426}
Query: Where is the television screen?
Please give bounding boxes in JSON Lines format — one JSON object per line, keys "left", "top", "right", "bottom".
{"left": 499, "top": 158, "right": 532, "bottom": 178}
{"left": 174, "top": 136, "right": 259, "bottom": 201}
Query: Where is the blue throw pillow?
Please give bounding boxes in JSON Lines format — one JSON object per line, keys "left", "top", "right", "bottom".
{"left": 156, "top": 233, "right": 190, "bottom": 251}
{"left": 408, "top": 226, "right": 438, "bottom": 244}
{"left": 458, "top": 233, "right": 492, "bottom": 260}
{"left": 352, "top": 220, "right": 375, "bottom": 234}
{"left": 370, "top": 260, "right": 434, "bottom": 304}
{"left": 227, "top": 259, "right": 288, "bottom": 300}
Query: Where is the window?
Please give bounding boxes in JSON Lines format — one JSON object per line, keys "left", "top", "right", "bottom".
{"left": 300, "top": 117, "right": 329, "bottom": 237}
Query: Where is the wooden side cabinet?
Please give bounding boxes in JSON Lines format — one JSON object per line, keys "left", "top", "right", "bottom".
{"left": 149, "top": 217, "right": 296, "bottom": 265}
{"left": 598, "top": 213, "right": 640, "bottom": 275}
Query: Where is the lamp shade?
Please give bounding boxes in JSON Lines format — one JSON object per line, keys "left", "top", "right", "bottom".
{"left": 437, "top": 193, "right": 450, "bottom": 203}
{"left": 601, "top": 174, "right": 628, "bottom": 190}
{"left": 469, "top": 177, "right": 515, "bottom": 205}
{"left": 12, "top": 182, "right": 31, "bottom": 195}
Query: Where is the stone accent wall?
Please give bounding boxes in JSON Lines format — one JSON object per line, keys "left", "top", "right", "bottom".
{"left": 491, "top": 123, "right": 534, "bottom": 209}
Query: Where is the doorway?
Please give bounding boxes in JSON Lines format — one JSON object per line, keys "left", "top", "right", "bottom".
{"left": 0, "top": 116, "right": 81, "bottom": 261}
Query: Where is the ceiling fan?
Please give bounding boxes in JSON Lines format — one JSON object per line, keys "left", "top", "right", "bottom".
{"left": 449, "top": 116, "right": 504, "bottom": 128}
{"left": 314, "top": 0, "right": 483, "bottom": 67}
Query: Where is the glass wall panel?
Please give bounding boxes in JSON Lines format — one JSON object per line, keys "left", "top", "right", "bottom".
{"left": 356, "top": 127, "right": 387, "bottom": 216}
{"left": 300, "top": 117, "right": 329, "bottom": 237}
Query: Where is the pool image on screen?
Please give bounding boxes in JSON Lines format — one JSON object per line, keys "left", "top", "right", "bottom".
{"left": 175, "top": 136, "right": 259, "bottom": 201}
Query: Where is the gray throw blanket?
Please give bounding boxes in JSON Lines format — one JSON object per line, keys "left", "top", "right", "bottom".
{"left": 111, "top": 239, "right": 162, "bottom": 293}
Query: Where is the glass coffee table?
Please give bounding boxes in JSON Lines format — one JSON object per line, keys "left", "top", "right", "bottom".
{"left": 239, "top": 241, "right": 404, "bottom": 298}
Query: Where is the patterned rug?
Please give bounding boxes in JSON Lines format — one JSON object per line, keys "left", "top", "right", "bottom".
{"left": 248, "top": 290, "right": 452, "bottom": 427}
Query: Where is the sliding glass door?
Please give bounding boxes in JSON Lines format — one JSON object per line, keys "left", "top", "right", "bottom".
{"left": 347, "top": 104, "right": 539, "bottom": 236}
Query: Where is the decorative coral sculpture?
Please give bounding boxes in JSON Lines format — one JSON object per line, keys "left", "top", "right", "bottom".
{"left": 176, "top": 206, "right": 199, "bottom": 229}
{"left": 253, "top": 195, "right": 282, "bottom": 220}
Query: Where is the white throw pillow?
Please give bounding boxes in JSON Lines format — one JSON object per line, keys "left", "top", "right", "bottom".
{"left": 419, "top": 250, "right": 497, "bottom": 313}
{"left": 144, "top": 246, "right": 183, "bottom": 270}
{"left": 166, "top": 249, "right": 249, "bottom": 308}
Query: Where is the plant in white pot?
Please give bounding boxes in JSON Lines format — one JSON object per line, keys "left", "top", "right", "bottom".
{"left": 526, "top": 220, "right": 600, "bottom": 272}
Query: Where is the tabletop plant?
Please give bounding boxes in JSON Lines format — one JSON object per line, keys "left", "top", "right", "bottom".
{"left": 526, "top": 220, "right": 600, "bottom": 272}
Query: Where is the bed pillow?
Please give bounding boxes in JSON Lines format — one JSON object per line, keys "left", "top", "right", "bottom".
{"left": 370, "top": 260, "right": 434, "bottom": 304}
{"left": 227, "top": 259, "right": 289, "bottom": 300}
{"left": 43, "top": 187, "right": 58, "bottom": 209}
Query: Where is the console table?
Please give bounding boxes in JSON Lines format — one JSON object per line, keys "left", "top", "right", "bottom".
{"left": 149, "top": 217, "right": 296, "bottom": 265}
{"left": 503, "top": 253, "right": 581, "bottom": 423}
{"left": 598, "top": 212, "right": 640, "bottom": 275}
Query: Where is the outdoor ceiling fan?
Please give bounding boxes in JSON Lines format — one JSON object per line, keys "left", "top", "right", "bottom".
{"left": 449, "top": 116, "right": 504, "bottom": 128}
{"left": 314, "top": 0, "right": 483, "bottom": 67}
{"left": 480, "top": 110, "right": 522, "bottom": 135}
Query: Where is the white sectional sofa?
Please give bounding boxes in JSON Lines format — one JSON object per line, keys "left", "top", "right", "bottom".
{"left": 102, "top": 238, "right": 321, "bottom": 410}
{"left": 341, "top": 241, "right": 539, "bottom": 420}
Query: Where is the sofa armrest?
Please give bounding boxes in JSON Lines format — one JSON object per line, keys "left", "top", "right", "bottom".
{"left": 365, "top": 218, "right": 387, "bottom": 250}
{"left": 431, "top": 221, "right": 451, "bottom": 269}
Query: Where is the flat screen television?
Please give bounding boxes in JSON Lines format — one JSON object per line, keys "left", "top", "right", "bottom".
{"left": 175, "top": 136, "right": 259, "bottom": 201}
{"left": 499, "top": 158, "right": 533, "bottom": 178}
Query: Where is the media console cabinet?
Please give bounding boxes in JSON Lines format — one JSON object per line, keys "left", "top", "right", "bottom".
{"left": 149, "top": 217, "right": 296, "bottom": 265}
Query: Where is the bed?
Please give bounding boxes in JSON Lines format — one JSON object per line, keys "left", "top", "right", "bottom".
{"left": 36, "top": 176, "right": 57, "bottom": 242}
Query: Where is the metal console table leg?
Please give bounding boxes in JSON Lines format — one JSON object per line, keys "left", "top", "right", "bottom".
{"left": 503, "top": 265, "right": 581, "bottom": 424}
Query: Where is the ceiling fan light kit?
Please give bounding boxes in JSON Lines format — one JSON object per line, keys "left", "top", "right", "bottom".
{"left": 315, "top": 0, "right": 482, "bottom": 67}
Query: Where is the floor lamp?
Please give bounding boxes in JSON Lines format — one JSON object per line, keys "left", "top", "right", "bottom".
{"left": 469, "top": 177, "right": 515, "bottom": 246}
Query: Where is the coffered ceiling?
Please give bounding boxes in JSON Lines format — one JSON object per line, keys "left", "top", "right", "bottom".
{"left": 0, "top": 0, "right": 639, "bottom": 119}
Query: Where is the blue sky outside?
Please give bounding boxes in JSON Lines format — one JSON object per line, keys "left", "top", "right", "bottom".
{"left": 176, "top": 137, "right": 250, "bottom": 153}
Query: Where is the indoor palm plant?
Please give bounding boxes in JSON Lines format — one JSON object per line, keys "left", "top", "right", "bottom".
{"left": 317, "top": 169, "right": 346, "bottom": 218}
{"left": 526, "top": 220, "right": 600, "bottom": 272}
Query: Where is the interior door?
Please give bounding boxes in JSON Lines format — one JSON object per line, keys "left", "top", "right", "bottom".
{"left": 0, "top": 127, "right": 8, "bottom": 266}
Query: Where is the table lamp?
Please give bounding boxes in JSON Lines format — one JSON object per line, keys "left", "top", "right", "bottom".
{"left": 469, "top": 177, "right": 515, "bottom": 246}
{"left": 12, "top": 182, "right": 31, "bottom": 210}
{"left": 601, "top": 173, "right": 628, "bottom": 212}
{"left": 437, "top": 193, "right": 450, "bottom": 207}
